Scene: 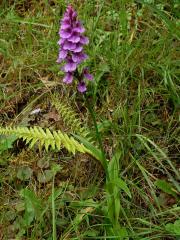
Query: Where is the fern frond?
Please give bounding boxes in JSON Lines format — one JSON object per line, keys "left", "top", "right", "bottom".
{"left": 0, "top": 126, "right": 89, "bottom": 154}
{"left": 51, "top": 95, "right": 94, "bottom": 142}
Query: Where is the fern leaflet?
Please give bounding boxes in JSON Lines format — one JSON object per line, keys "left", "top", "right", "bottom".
{"left": 51, "top": 95, "right": 93, "bottom": 142}
{"left": 0, "top": 126, "right": 89, "bottom": 154}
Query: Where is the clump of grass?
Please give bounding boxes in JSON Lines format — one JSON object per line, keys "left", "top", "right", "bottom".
{"left": 0, "top": 0, "right": 179, "bottom": 239}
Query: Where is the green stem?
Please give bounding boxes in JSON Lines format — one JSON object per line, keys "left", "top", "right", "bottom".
{"left": 84, "top": 95, "right": 108, "bottom": 176}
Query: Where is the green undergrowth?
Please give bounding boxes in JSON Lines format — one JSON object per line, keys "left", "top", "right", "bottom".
{"left": 0, "top": 0, "right": 179, "bottom": 239}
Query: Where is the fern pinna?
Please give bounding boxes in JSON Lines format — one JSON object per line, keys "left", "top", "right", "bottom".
{"left": 51, "top": 95, "right": 93, "bottom": 142}
{"left": 0, "top": 126, "right": 89, "bottom": 155}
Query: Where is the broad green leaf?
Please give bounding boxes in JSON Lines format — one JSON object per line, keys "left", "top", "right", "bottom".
{"left": 155, "top": 179, "right": 178, "bottom": 198}
{"left": 165, "top": 220, "right": 180, "bottom": 235}
{"left": 0, "top": 134, "right": 17, "bottom": 153}
{"left": 107, "top": 179, "right": 132, "bottom": 198}
{"left": 37, "top": 170, "right": 54, "bottom": 183}
{"left": 73, "top": 134, "right": 106, "bottom": 165}
{"left": 20, "top": 189, "right": 42, "bottom": 226}
{"left": 108, "top": 150, "right": 121, "bottom": 179}
{"left": 51, "top": 163, "right": 62, "bottom": 175}
{"left": 17, "top": 166, "right": 33, "bottom": 181}
{"left": 174, "top": 220, "right": 180, "bottom": 234}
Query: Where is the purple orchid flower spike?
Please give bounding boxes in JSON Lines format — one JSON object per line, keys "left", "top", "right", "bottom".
{"left": 57, "top": 5, "right": 93, "bottom": 93}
